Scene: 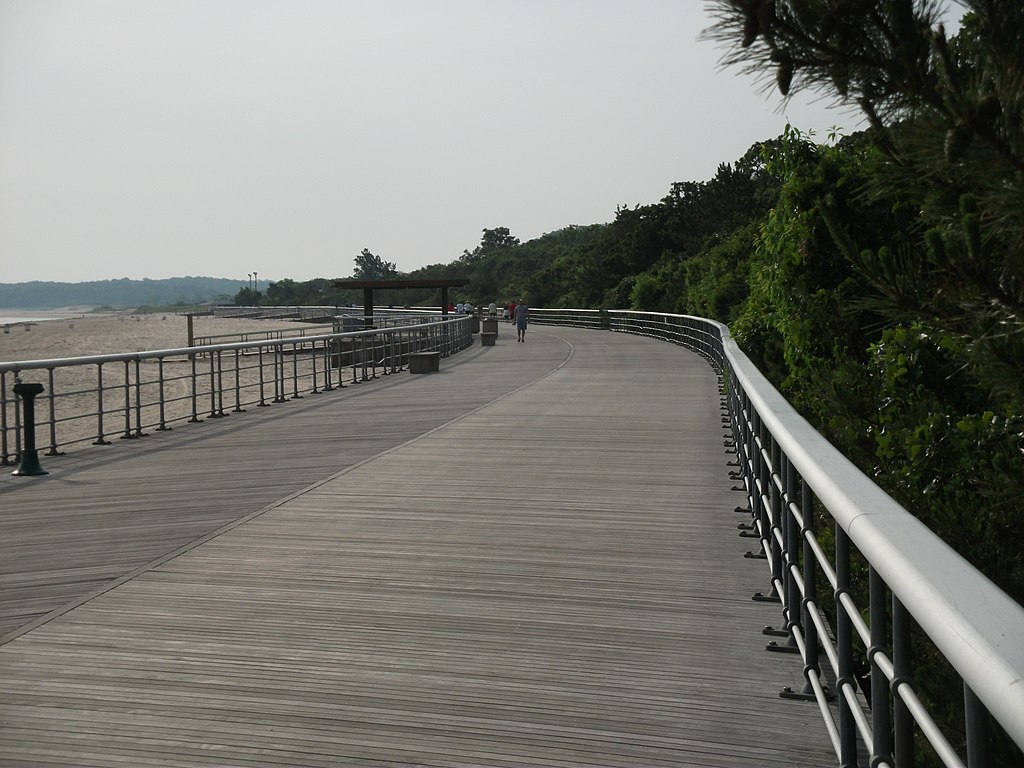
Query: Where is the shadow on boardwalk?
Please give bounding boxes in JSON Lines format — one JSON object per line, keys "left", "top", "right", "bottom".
{"left": 0, "top": 327, "right": 833, "bottom": 767}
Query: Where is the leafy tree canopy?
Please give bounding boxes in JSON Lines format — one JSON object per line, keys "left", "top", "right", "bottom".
{"left": 706, "top": 0, "right": 1024, "bottom": 405}
{"left": 352, "top": 248, "right": 398, "bottom": 281}
{"left": 479, "top": 227, "right": 520, "bottom": 251}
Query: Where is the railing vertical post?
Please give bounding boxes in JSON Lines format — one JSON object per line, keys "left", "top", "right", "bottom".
{"left": 870, "top": 567, "right": 893, "bottom": 766}
{"left": 156, "top": 356, "right": 171, "bottom": 431}
{"left": 754, "top": 434, "right": 782, "bottom": 602}
{"left": 322, "top": 339, "right": 334, "bottom": 391}
{"left": 782, "top": 478, "right": 822, "bottom": 701}
{"left": 217, "top": 350, "right": 227, "bottom": 416}
{"left": 232, "top": 349, "right": 245, "bottom": 412}
{"left": 290, "top": 341, "right": 302, "bottom": 398}
{"left": 767, "top": 454, "right": 801, "bottom": 653}
{"left": 747, "top": 404, "right": 761, "bottom": 539}
{"left": 350, "top": 337, "right": 358, "bottom": 384}
{"left": 964, "top": 684, "right": 992, "bottom": 768}
{"left": 132, "top": 357, "right": 145, "bottom": 437}
{"left": 274, "top": 345, "right": 287, "bottom": 403}
{"left": 13, "top": 373, "right": 22, "bottom": 458}
{"left": 892, "top": 596, "right": 914, "bottom": 767}
{"left": 120, "top": 359, "right": 134, "bottom": 439}
{"left": 94, "top": 363, "right": 112, "bottom": 443}
{"left": 45, "top": 367, "right": 63, "bottom": 455}
{"left": 188, "top": 354, "right": 202, "bottom": 423}
{"left": 271, "top": 345, "right": 279, "bottom": 402}
{"left": 0, "top": 370, "right": 10, "bottom": 464}
{"left": 257, "top": 345, "right": 268, "bottom": 406}
{"left": 836, "top": 528, "right": 858, "bottom": 767}
{"left": 769, "top": 440, "right": 783, "bottom": 599}
{"left": 337, "top": 337, "right": 348, "bottom": 388}
{"left": 784, "top": 457, "right": 801, "bottom": 626}
{"left": 310, "top": 340, "right": 321, "bottom": 391}
{"left": 208, "top": 351, "right": 221, "bottom": 418}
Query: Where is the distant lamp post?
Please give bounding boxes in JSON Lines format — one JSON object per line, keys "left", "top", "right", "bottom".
{"left": 248, "top": 273, "right": 253, "bottom": 291}
{"left": 253, "top": 271, "right": 258, "bottom": 293}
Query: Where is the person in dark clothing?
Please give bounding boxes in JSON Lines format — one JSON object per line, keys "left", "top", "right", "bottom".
{"left": 514, "top": 300, "right": 529, "bottom": 342}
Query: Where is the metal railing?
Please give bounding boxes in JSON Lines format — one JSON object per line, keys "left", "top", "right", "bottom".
{"left": 191, "top": 313, "right": 434, "bottom": 347}
{"left": 527, "top": 307, "right": 607, "bottom": 329}
{"left": 2, "top": 316, "right": 472, "bottom": 462}
{"left": 211, "top": 305, "right": 340, "bottom": 321}
{"left": 532, "top": 308, "right": 1024, "bottom": 768}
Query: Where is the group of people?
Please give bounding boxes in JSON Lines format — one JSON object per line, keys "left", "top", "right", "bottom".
{"left": 453, "top": 298, "right": 529, "bottom": 342}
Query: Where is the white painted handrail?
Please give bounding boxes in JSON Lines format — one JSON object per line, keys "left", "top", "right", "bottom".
{"left": 718, "top": 320, "right": 1024, "bottom": 752}
{"left": 532, "top": 308, "right": 1024, "bottom": 765}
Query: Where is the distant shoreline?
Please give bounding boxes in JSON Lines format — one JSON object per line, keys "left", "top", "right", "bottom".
{"left": 0, "top": 309, "right": 91, "bottom": 326}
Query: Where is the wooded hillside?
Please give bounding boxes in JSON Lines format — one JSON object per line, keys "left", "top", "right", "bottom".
{"left": 0, "top": 277, "right": 242, "bottom": 309}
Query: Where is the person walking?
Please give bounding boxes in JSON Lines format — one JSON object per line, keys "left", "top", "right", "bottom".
{"left": 514, "top": 299, "right": 529, "bottom": 342}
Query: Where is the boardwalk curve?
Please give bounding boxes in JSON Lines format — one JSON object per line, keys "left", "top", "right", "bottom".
{"left": 0, "top": 327, "right": 831, "bottom": 766}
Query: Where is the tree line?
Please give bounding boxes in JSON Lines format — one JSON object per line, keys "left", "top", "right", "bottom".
{"left": 0, "top": 277, "right": 240, "bottom": 309}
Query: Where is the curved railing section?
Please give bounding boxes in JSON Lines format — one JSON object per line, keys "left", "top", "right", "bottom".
{"left": 531, "top": 308, "right": 1024, "bottom": 768}
{"left": 1, "top": 315, "right": 472, "bottom": 463}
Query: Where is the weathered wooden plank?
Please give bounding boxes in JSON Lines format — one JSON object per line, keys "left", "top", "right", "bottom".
{"left": 0, "top": 328, "right": 833, "bottom": 767}
{"left": 0, "top": 339, "right": 571, "bottom": 638}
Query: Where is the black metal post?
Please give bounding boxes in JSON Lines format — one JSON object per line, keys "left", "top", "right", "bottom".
{"left": 120, "top": 359, "right": 134, "bottom": 439}
{"left": 290, "top": 343, "right": 301, "bottom": 398}
{"left": 892, "top": 596, "right": 914, "bottom": 766}
{"left": 94, "top": 363, "right": 112, "bottom": 443}
{"left": 0, "top": 371, "right": 11, "bottom": 465}
{"left": 45, "top": 367, "right": 63, "bottom": 455}
{"left": 132, "top": 357, "right": 145, "bottom": 437}
{"left": 836, "top": 528, "right": 858, "bottom": 767}
{"left": 870, "top": 567, "right": 893, "bottom": 766}
{"left": 232, "top": 349, "right": 245, "bottom": 412}
{"left": 257, "top": 345, "right": 268, "bottom": 406}
{"left": 156, "top": 357, "right": 171, "bottom": 431}
{"left": 964, "top": 684, "right": 992, "bottom": 768}
{"left": 310, "top": 340, "right": 320, "bottom": 392}
{"left": 12, "top": 381, "right": 48, "bottom": 476}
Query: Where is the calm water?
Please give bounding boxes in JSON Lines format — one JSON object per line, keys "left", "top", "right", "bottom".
{"left": 0, "top": 310, "right": 78, "bottom": 325}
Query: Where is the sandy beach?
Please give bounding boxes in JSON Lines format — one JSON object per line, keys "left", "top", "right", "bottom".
{"left": 0, "top": 311, "right": 304, "bottom": 364}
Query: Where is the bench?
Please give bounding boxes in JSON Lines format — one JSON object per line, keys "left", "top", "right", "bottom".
{"left": 481, "top": 332, "right": 497, "bottom": 347}
{"left": 408, "top": 351, "right": 441, "bottom": 374}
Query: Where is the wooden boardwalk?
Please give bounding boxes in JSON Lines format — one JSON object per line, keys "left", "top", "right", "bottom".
{"left": 0, "top": 326, "right": 833, "bottom": 767}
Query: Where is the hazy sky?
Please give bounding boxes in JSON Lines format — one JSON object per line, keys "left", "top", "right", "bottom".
{"left": 0, "top": 2, "right": 948, "bottom": 285}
